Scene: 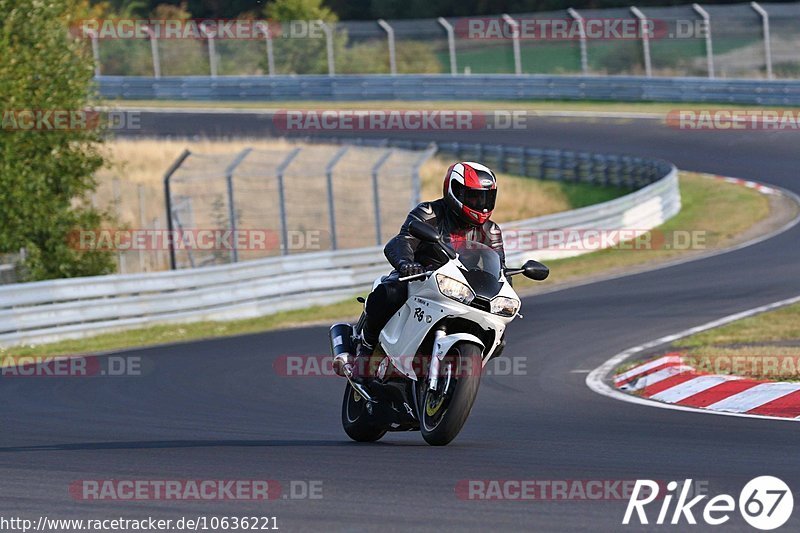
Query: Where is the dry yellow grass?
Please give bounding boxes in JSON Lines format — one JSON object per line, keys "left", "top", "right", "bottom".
{"left": 97, "top": 138, "right": 296, "bottom": 188}
{"left": 95, "top": 138, "right": 296, "bottom": 222}
{"left": 99, "top": 139, "right": 579, "bottom": 226}
{"left": 419, "top": 158, "right": 580, "bottom": 222}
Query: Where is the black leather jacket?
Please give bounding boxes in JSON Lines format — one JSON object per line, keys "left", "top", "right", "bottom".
{"left": 384, "top": 198, "right": 506, "bottom": 273}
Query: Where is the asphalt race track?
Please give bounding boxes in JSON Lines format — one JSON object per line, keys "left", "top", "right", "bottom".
{"left": 2, "top": 111, "right": 799, "bottom": 531}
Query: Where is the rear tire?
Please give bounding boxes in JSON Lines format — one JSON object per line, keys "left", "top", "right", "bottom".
{"left": 419, "top": 342, "right": 482, "bottom": 446}
{"left": 341, "top": 383, "right": 386, "bottom": 442}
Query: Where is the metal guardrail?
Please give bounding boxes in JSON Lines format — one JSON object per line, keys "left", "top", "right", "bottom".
{"left": 97, "top": 74, "right": 800, "bottom": 105}
{"left": 504, "top": 167, "right": 680, "bottom": 264}
{"left": 0, "top": 142, "right": 678, "bottom": 348}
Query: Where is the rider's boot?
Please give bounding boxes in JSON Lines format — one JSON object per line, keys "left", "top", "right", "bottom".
{"left": 350, "top": 334, "right": 374, "bottom": 383}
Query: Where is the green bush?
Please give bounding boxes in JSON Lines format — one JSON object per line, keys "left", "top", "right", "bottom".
{"left": 340, "top": 40, "right": 442, "bottom": 74}
{"left": 0, "top": 0, "right": 114, "bottom": 280}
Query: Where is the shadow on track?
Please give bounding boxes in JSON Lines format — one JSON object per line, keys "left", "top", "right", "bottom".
{"left": 0, "top": 439, "right": 431, "bottom": 452}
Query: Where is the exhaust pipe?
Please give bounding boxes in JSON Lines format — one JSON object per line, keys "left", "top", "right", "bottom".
{"left": 329, "top": 323, "right": 355, "bottom": 361}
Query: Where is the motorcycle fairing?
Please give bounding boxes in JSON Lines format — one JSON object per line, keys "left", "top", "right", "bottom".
{"left": 378, "top": 260, "right": 516, "bottom": 380}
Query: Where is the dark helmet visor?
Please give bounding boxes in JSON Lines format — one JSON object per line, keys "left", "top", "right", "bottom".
{"left": 453, "top": 181, "right": 497, "bottom": 211}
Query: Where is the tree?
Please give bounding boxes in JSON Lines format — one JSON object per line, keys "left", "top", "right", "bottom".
{"left": 265, "top": 0, "right": 337, "bottom": 22}
{"left": 263, "top": 0, "right": 339, "bottom": 74}
{"left": 0, "top": 0, "right": 114, "bottom": 280}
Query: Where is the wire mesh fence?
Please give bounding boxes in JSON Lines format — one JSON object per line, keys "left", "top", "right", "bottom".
{"left": 85, "top": 2, "right": 800, "bottom": 80}
{"left": 91, "top": 176, "right": 171, "bottom": 274}
{"left": 163, "top": 143, "right": 433, "bottom": 270}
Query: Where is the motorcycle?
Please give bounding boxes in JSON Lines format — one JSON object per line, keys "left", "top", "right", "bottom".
{"left": 329, "top": 220, "right": 549, "bottom": 446}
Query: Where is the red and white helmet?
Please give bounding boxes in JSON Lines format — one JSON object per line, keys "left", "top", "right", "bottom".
{"left": 443, "top": 161, "right": 498, "bottom": 225}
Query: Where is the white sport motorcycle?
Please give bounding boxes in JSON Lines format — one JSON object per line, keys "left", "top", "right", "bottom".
{"left": 329, "top": 220, "right": 549, "bottom": 446}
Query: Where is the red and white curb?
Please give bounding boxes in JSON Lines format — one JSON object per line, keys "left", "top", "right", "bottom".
{"left": 615, "top": 353, "right": 800, "bottom": 419}
{"left": 711, "top": 175, "right": 779, "bottom": 195}
{"left": 587, "top": 293, "right": 800, "bottom": 423}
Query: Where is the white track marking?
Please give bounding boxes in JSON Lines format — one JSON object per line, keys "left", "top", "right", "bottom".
{"left": 587, "top": 294, "right": 800, "bottom": 423}
{"left": 650, "top": 375, "right": 730, "bottom": 403}
{"left": 706, "top": 383, "right": 800, "bottom": 413}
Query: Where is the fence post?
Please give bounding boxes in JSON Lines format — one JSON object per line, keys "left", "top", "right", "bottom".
{"left": 751, "top": 2, "right": 773, "bottom": 79}
{"left": 143, "top": 26, "right": 161, "bottom": 78}
{"left": 692, "top": 4, "right": 714, "bottom": 78}
{"left": 255, "top": 22, "right": 276, "bottom": 76}
{"left": 568, "top": 8, "right": 589, "bottom": 75}
{"left": 224, "top": 147, "right": 253, "bottom": 263}
{"left": 137, "top": 184, "right": 147, "bottom": 272}
{"left": 276, "top": 148, "right": 301, "bottom": 256}
{"left": 163, "top": 149, "right": 192, "bottom": 270}
{"left": 438, "top": 17, "right": 458, "bottom": 75}
{"left": 411, "top": 143, "right": 438, "bottom": 208}
{"left": 199, "top": 22, "right": 218, "bottom": 77}
{"left": 86, "top": 29, "right": 101, "bottom": 76}
{"left": 502, "top": 14, "right": 522, "bottom": 75}
{"left": 371, "top": 149, "right": 394, "bottom": 245}
{"left": 630, "top": 7, "right": 652, "bottom": 77}
{"left": 319, "top": 21, "right": 335, "bottom": 75}
{"left": 377, "top": 19, "right": 397, "bottom": 75}
{"left": 325, "top": 147, "right": 349, "bottom": 250}
{"left": 112, "top": 178, "right": 125, "bottom": 273}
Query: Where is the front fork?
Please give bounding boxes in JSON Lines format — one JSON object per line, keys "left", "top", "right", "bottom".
{"left": 428, "top": 328, "right": 447, "bottom": 391}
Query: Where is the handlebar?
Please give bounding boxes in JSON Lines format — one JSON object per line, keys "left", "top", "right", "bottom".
{"left": 398, "top": 271, "right": 433, "bottom": 283}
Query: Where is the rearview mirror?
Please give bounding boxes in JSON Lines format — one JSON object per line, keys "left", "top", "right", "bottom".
{"left": 523, "top": 260, "right": 549, "bottom": 281}
{"left": 408, "top": 220, "right": 441, "bottom": 243}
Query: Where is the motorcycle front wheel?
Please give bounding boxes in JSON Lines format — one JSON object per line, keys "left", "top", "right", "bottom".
{"left": 341, "top": 382, "right": 386, "bottom": 442}
{"left": 419, "top": 341, "right": 483, "bottom": 446}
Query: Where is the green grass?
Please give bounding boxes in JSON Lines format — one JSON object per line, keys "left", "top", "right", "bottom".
{"left": 0, "top": 172, "right": 771, "bottom": 359}
{"left": 557, "top": 180, "right": 631, "bottom": 208}
{"left": 676, "top": 304, "right": 800, "bottom": 349}
{"left": 666, "top": 303, "right": 800, "bottom": 381}
{"left": 438, "top": 37, "right": 758, "bottom": 75}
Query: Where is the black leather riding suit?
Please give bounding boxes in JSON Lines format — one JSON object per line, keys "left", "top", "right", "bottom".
{"left": 361, "top": 198, "right": 506, "bottom": 347}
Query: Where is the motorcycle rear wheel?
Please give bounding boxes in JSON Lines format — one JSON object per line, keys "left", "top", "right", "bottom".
{"left": 341, "top": 382, "right": 386, "bottom": 442}
{"left": 419, "top": 341, "right": 482, "bottom": 446}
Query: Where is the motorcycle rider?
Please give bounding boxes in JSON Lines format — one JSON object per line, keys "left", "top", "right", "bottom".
{"left": 334, "top": 161, "right": 506, "bottom": 376}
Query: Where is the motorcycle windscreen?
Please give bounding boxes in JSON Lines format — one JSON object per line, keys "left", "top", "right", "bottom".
{"left": 454, "top": 241, "right": 503, "bottom": 299}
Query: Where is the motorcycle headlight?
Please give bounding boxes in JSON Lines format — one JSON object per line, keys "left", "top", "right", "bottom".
{"left": 436, "top": 274, "right": 474, "bottom": 304}
{"left": 490, "top": 296, "right": 520, "bottom": 317}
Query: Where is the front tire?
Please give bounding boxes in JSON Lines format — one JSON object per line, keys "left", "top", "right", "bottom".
{"left": 419, "top": 342, "right": 483, "bottom": 446}
{"left": 341, "top": 383, "right": 386, "bottom": 442}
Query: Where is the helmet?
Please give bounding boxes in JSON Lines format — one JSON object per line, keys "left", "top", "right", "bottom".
{"left": 443, "top": 162, "right": 498, "bottom": 225}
